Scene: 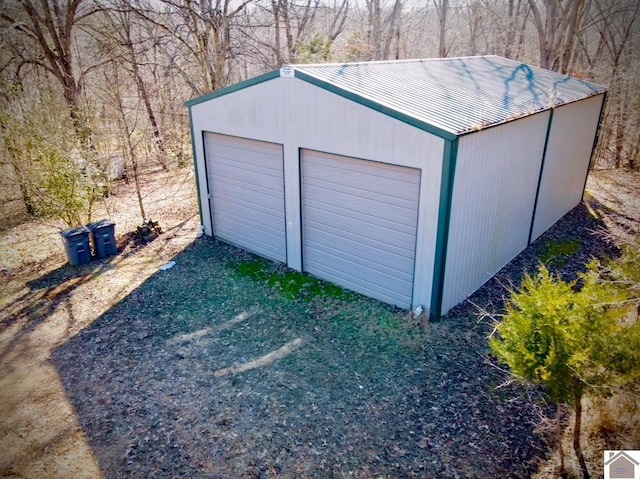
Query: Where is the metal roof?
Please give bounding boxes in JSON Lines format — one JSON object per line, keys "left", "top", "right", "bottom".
{"left": 290, "top": 56, "right": 606, "bottom": 136}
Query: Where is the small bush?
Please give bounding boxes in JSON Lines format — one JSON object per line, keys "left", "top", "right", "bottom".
{"left": 489, "top": 263, "right": 640, "bottom": 478}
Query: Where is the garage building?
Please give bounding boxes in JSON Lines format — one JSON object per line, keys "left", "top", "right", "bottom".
{"left": 186, "top": 55, "right": 606, "bottom": 319}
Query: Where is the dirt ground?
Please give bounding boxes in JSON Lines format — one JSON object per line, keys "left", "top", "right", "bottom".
{"left": 0, "top": 168, "right": 201, "bottom": 478}
{"left": 0, "top": 167, "right": 638, "bottom": 478}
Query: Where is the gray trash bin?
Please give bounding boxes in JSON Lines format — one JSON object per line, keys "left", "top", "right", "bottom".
{"left": 60, "top": 226, "right": 92, "bottom": 265}
{"left": 87, "top": 220, "right": 117, "bottom": 258}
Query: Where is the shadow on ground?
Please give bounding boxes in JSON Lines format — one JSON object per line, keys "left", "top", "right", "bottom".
{"left": 0, "top": 256, "right": 121, "bottom": 364}
{"left": 51, "top": 200, "right": 615, "bottom": 478}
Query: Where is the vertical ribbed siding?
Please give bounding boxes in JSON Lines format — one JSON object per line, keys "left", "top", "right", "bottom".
{"left": 205, "top": 132, "right": 287, "bottom": 262}
{"left": 531, "top": 94, "right": 605, "bottom": 241}
{"left": 441, "top": 112, "right": 550, "bottom": 313}
{"left": 301, "top": 150, "right": 420, "bottom": 308}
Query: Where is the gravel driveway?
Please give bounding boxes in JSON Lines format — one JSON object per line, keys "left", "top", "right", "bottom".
{"left": 51, "top": 200, "right": 615, "bottom": 478}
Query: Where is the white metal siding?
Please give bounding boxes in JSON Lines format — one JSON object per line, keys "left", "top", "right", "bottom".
{"left": 531, "top": 94, "right": 605, "bottom": 240}
{"left": 204, "top": 132, "right": 286, "bottom": 262}
{"left": 441, "top": 112, "right": 550, "bottom": 313}
{"left": 301, "top": 150, "right": 420, "bottom": 308}
{"left": 191, "top": 77, "right": 444, "bottom": 310}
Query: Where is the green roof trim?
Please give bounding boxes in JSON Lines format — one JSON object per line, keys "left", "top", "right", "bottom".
{"left": 184, "top": 70, "right": 281, "bottom": 107}
{"left": 528, "top": 109, "right": 555, "bottom": 245}
{"left": 293, "top": 70, "right": 458, "bottom": 141}
{"left": 430, "top": 137, "right": 459, "bottom": 320}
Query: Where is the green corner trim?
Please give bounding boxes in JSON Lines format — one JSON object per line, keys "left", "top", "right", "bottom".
{"left": 293, "top": 70, "right": 457, "bottom": 141}
{"left": 430, "top": 138, "right": 459, "bottom": 320}
{"left": 187, "top": 106, "right": 204, "bottom": 226}
{"left": 184, "top": 70, "right": 281, "bottom": 108}
{"left": 528, "top": 109, "right": 555, "bottom": 245}
{"left": 582, "top": 92, "right": 607, "bottom": 201}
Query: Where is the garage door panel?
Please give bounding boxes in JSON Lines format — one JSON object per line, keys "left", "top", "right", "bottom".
{"left": 305, "top": 196, "right": 419, "bottom": 231}
{"left": 212, "top": 142, "right": 282, "bottom": 161}
{"left": 305, "top": 228, "right": 415, "bottom": 266}
{"left": 205, "top": 132, "right": 286, "bottom": 263}
{"left": 305, "top": 221, "right": 416, "bottom": 260}
{"left": 304, "top": 183, "right": 418, "bottom": 219}
{"left": 303, "top": 258, "right": 411, "bottom": 306}
{"left": 211, "top": 135, "right": 283, "bottom": 156}
{"left": 304, "top": 152, "right": 419, "bottom": 184}
{"left": 211, "top": 215, "right": 286, "bottom": 261}
{"left": 304, "top": 239, "right": 414, "bottom": 280}
{"left": 304, "top": 168, "right": 420, "bottom": 203}
{"left": 302, "top": 149, "right": 420, "bottom": 308}
{"left": 215, "top": 227, "right": 284, "bottom": 261}
{"left": 213, "top": 203, "right": 285, "bottom": 235}
{"left": 211, "top": 152, "right": 283, "bottom": 178}
{"left": 215, "top": 220, "right": 284, "bottom": 249}
{"left": 211, "top": 159, "right": 283, "bottom": 183}
{"left": 304, "top": 213, "right": 417, "bottom": 250}
{"left": 216, "top": 198, "right": 280, "bottom": 220}
{"left": 213, "top": 179, "right": 284, "bottom": 205}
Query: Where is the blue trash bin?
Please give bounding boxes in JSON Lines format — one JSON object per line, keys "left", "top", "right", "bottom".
{"left": 60, "top": 226, "right": 92, "bottom": 265}
{"left": 86, "top": 220, "right": 117, "bottom": 258}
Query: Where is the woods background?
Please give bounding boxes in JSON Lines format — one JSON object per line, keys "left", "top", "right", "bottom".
{"left": 1, "top": 0, "right": 638, "bottom": 228}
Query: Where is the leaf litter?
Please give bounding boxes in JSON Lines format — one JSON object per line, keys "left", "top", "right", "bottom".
{"left": 2, "top": 168, "right": 637, "bottom": 478}
{"left": 51, "top": 234, "right": 556, "bottom": 478}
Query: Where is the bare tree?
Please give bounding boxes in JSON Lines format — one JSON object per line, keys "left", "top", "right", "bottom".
{"left": 97, "top": 7, "right": 168, "bottom": 168}
{"left": 587, "top": 0, "right": 640, "bottom": 169}
{"left": 101, "top": 66, "right": 148, "bottom": 221}
{"left": 126, "top": 0, "right": 254, "bottom": 95}
{"left": 504, "top": 0, "right": 528, "bottom": 59}
{"left": 0, "top": 0, "right": 103, "bottom": 139}
{"left": 272, "top": 0, "right": 320, "bottom": 63}
{"left": 365, "top": 0, "right": 403, "bottom": 60}
{"left": 527, "top": 0, "right": 590, "bottom": 73}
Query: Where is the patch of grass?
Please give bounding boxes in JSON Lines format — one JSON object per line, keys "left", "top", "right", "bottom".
{"left": 540, "top": 238, "right": 581, "bottom": 267}
{"left": 233, "top": 258, "right": 351, "bottom": 301}
{"left": 376, "top": 314, "right": 400, "bottom": 330}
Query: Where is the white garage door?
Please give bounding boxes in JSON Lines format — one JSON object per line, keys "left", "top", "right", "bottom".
{"left": 204, "top": 132, "right": 286, "bottom": 262}
{"left": 301, "top": 150, "right": 421, "bottom": 308}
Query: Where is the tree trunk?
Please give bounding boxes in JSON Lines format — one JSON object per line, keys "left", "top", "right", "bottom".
{"left": 131, "top": 149, "right": 146, "bottom": 221}
{"left": 281, "top": 0, "right": 295, "bottom": 61}
{"left": 367, "top": 0, "right": 382, "bottom": 60}
{"left": 14, "top": 0, "right": 95, "bottom": 144}
{"left": 272, "top": 0, "right": 282, "bottom": 65}
{"left": 556, "top": 405, "right": 568, "bottom": 478}
{"left": 123, "top": 22, "right": 167, "bottom": 170}
{"left": 383, "top": 0, "right": 402, "bottom": 59}
{"left": 2, "top": 136, "right": 37, "bottom": 217}
{"left": 573, "top": 392, "right": 590, "bottom": 479}
{"left": 107, "top": 68, "right": 147, "bottom": 223}
{"left": 504, "top": 0, "right": 517, "bottom": 58}
{"left": 614, "top": 98, "right": 626, "bottom": 169}
{"left": 630, "top": 131, "right": 639, "bottom": 170}
{"left": 437, "top": 0, "right": 448, "bottom": 58}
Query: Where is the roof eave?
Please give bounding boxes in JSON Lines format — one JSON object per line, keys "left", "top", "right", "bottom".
{"left": 456, "top": 89, "right": 608, "bottom": 136}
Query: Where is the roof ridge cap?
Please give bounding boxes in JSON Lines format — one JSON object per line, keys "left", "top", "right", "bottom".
{"left": 291, "top": 55, "right": 503, "bottom": 69}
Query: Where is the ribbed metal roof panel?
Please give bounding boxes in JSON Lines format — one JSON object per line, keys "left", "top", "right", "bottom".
{"left": 291, "top": 56, "right": 606, "bottom": 136}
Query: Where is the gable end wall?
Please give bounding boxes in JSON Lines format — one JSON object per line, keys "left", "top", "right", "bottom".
{"left": 189, "top": 76, "right": 445, "bottom": 310}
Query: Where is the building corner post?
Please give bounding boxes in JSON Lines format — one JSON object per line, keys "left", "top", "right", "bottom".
{"left": 429, "top": 137, "right": 459, "bottom": 321}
